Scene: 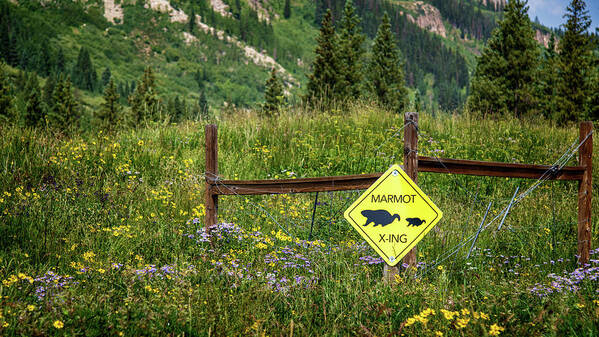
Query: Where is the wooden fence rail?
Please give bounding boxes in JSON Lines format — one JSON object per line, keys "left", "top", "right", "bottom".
{"left": 204, "top": 115, "right": 593, "bottom": 264}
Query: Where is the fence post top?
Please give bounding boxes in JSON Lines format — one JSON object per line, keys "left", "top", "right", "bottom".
{"left": 580, "top": 121, "right": 593, "bottom": 128}
{"left": 405, "top": 111, "right": 418, "bottom": 119}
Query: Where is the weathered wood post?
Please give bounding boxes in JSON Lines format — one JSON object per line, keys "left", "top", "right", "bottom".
{"left": 383, "top": 111, "right": 419, "bottom": 283}
{"left": 403, "top": 111, "right": 419, "bottom": 267}
{"left": 578, "top": 121, "right": 593, "bottom": 265}
{"left": 205, "top": 124, "right": 218, "bottom": 234}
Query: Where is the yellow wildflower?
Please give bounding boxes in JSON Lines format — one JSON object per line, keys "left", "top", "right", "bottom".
{"left": 83, "top": 251, "right": 96, "bottom": 261}
{"left": 405, "top": 317, "right": 416, "bottom": 327}
{"left": 420, "top": 308, "right": 436, "bottom": 317}
{"left": 27, "top": 305, "right": 35, "bottom": 311}
{"left": 455, "top": 318, "right": 470, "bottom": 329}
{"left": 480, "top": 312, "right": 490, "bottom": 320}
{"left": 435, "top": 331, "right": 443, "bottom": 337}
{"left": 441, "top": 309, "right": 458, "bottom": 320}
{"left": 53, "top": 320, "right": 64, "bottom": 329}
{"left": 489, "top": 324, "right": 505, "bottom": 336}
{"left": 415, "top": 315, "right": 429, "bottom": 324}
{"left": 461, "top": 308, "right": 470, "bottom": 316}
{"left": 394, "top": 274, "right": 403, "bottom": 284}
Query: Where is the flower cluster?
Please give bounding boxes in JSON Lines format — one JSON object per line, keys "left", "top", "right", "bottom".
{"left": 403, "top": 307, "right": 497, "bottom": 335}
{"left": 529, "top": 249, "right": 599, "bottom": 297}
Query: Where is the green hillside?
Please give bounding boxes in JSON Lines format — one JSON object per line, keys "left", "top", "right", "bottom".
{"left": 0, "top": 0, "right": 523, "bottom": 114}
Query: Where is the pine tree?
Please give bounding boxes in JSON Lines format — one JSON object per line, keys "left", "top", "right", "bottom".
{"left": 588, "top": 56, "right": 599, "bottom": 120}
{"left": 23, "top": 73, "right": 44, "bottom": 127}
{"left": 189, "top": 8, "right": 196, "bottom": 33}
{"left": 555, "top": 0, "right": 594, "bottom": 124}
{"left": 284, "top": 0, "right": 291, "bottom": 19}
{"left": 306, "top": 10, "right": 342, "bottom": 107}
{"left": 172, "top": 95, "right": 185, "bottom": 122}
{"left": 338, "top": 0, "right": 365, "bottom": 101}
{"left": 199, "top": 90, "right": 208, "bottom": 118}
{"left": 101, "top": 67, "right": 112, "bottom": 87}
{"left": 72, "top": 47, "right": 97, "bottom": 92}
{"left": 264, "top": 67, "right": 284, "bottom": 113}
{"left": 48, "top": 76, "right": 78, "bottom": 130}
{"left": 128, "top": 67, "right": 160, "bottom": 123}
{"left": 98, "top": 79, "right": 121, "bottom": 130}
{"left": 368, "top": 13, "right": 408, "bottom": 112}
{"left": 537, "top": 35, "right": 559, "bottom": 119}
{"left": 414, "top": 89, "right": 422, "bottom": 113}
{"left": 234, "top": 0, "right": 241, "bottom": 20}
{"left": 467, "top": 0, "right": 540, "bottom": 116}
{"left": 0, "top": 62, "right": 12, "bottom": 121}
{"left": 55, "top": 47, "right": 65, "bottom": 74}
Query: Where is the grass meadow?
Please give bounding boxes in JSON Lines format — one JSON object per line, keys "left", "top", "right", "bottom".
{"left": 1, "top": 104, "right": 598, "bottom": 336}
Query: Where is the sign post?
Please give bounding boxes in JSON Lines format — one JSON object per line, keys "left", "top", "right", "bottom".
{"left": 343, "top": 112, "right": 443, "bottom": 283}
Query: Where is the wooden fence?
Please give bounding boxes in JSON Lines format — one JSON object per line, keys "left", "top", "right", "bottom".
{"left": 205, "top": 113, "right": 593, "bottom": 265}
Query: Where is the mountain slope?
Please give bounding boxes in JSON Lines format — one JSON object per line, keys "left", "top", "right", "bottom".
{"left": 0, "top": 0, "right": 554, "bottom": 113}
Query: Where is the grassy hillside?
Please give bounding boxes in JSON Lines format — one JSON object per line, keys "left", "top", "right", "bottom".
{"left": 1, "top": 105, "right": 598, "bottom": 335}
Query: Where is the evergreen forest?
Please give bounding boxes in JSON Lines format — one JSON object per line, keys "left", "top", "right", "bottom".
{"left": 0, "top": 0, "right": 597, "bottom": 130}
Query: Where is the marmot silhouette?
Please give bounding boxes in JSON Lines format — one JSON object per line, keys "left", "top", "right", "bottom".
{"left": 405, "top": 218, "right": 426, "bottom": 227}
{"left": 361, "top": 210, "right": 400, "bottom": 227}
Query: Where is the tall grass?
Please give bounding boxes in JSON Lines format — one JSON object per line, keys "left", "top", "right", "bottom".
{"left": 0, "top": 104, "right": 597, "bottom": 336}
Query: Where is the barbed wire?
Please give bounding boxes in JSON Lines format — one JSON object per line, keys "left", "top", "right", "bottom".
{"left": 416, "top": 129, "right": 593, "bottom": 277}
{"left": 198, "top": 121, "right": 592, "bottom": 277}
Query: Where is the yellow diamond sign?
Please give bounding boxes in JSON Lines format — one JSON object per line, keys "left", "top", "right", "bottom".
{"left": 344, "top": 164, "right": 443, "bottom": 266}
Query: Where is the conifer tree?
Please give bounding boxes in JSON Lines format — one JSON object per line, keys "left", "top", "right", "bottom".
{"left": 189, "top": 8, "right": 196, "bottom": 33}
{"left": 264, "top": 67, "right": 284, "bottom": 113}
{"left": 588, "top": 57, "right": 599, "bottom": 120}
{"left": 48, "top": 76, "right": 78, "bottom": 130}
{"left": 23, "top": 73, "right": 44, "bottom": 127}
{"left": 55, "top": 47, "right": 65, "bottom": 74}
{"left": 101, "top": 67, "right": 112, "bottom": 87}
{"left": 555, "top": 0, "right": 594, "bottom": 123}
{"left": 172, "top": 96, "right": 185, "bottom": 122}
{"left": 284, "top": 0, "right": 291, "bottom": 19}
{"left": 368, "top": 13, "right": 408, "bottom": 112}
{"left": 199, "top": 90, "right": 208, "bottom": 118}
{"left": 537, "top": 35, "right": 559, "bottom": 119}
{"left": 338, "top": 0, "right": 365, "bottom": 100}
{"left": 467, "top": 0, "right": 540, "bottom": 116}
{"left": 128, "top": 67, "right": 160, "bottom": 123}
{"left": 234, "top": 0, "right": 241, "bottom": 20}
{"left": 72, "top": 47, "right": 97, "bottom": 92}
{"left": 15, "top": 69, "right": 27, "bottom": 92}
{"left": 414, "top": 89, "right": 422, "bottom": 113}
{"left": 98, "top": 79, "right": 121, "bottom": 130}
{"left": 306, "top": 10, "right": 342, "bottom": 107}
{"left": 0, "top": 62, "right": 12, "bottom": 121}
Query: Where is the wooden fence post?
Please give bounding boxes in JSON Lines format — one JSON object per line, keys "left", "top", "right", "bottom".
{"left": 384, "top": 111, "right": 419, "bottom": 283}
{"left": 578, "top": 121, "right": 593, "bottom": 265}
{"left": 205, "top": 124, "right": 218, "bottom": 234}
{"left": 403, "top": 111, "right": 419, "bottom": 267}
